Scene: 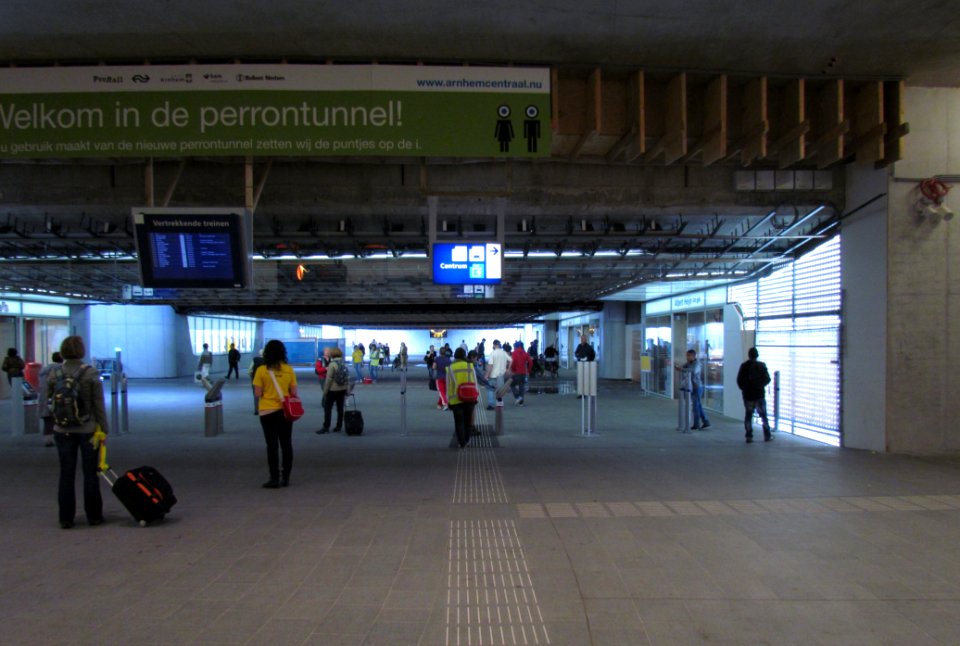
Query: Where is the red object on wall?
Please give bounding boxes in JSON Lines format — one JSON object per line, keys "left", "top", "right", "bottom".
{"left": 24, "top": 362, "right": 41, "bottom": 390}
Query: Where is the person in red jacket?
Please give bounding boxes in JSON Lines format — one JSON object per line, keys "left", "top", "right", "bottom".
{"left": 509, "top": 342, "right": 533, "bottom": 406}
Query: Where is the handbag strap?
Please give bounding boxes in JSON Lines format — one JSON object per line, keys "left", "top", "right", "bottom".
{"left": 266, "top": 367, "right": 285, "bottom": 400}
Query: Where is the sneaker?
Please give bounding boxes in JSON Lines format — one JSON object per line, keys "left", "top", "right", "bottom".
{"left": 59, "top": 521, "right": 74, "bottom": 530}
{"left": 691, "top": 425, "right": 701, "bottom": 430}
{"left": 518, "top": 399, "right": 525, "bottom": 407}
{"left": 262, "top": 480, "right": 280, "bottom": 489}
{"left": 701, "top": 423, "right": 712, "bottom": 430}
{"left": 764, "top": 435, "right": 773, "bottom": 442}
{"left": 88, "top": 517, "right": 105, "bottom": 527}
{"left": 442, "top": 405, "right": 449, "bottom": 411}
{"left": 745, "top": 437, "right": 753, "bottom": 443}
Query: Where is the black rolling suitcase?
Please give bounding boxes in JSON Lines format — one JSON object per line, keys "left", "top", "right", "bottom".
{"left": 101, "top": 466, "right": 177, "bottom": 526}
{"left": 344, "top": 392, "right": 364, "bottom": 436}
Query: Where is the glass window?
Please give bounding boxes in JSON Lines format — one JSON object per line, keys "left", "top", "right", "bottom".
{"left": 727, "top": 236, "right": 841, "bottom": 445}
{"left": 643, "top": 316, "right": 672, "bottom": 397}
{"left": 188, "top": 315, "right": 257, "bottom": 355}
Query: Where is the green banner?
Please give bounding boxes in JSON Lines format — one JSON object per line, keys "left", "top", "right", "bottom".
{"left": 0, "top": 65, "right": 551, "bottom": 159}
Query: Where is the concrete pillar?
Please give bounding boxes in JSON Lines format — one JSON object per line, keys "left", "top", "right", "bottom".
{"left": 881, "top": 86, "right": 960, "bottom": 455}
{"left": 841, "top": 164, "right": 887, "bottom": 452}
{"left": 599, "top": 302, "right": 626, "bottom": 379}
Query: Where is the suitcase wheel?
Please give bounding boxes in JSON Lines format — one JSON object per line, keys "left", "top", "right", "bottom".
{"left": 139, "top": 520, "right": 147, "bottom": 527}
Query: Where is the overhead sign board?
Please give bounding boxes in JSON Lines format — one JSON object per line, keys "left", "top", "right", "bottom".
{"left": 132, "top": 208, "right": 252, "bottom": 289}
{"left": 0, "top": 64, "right": 550, "bottom": 159}
{"left": 432, "top": 243, "right": 502, "bottom": 285}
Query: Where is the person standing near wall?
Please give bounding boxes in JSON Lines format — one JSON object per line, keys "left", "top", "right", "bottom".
{"left": 252, "top": 340, "right": 298, "bottom": 488}
{"left": 227, "top": 343, "right": 241, "bottom": 380}
{"left": 47, "top": 336, "right": 108, "bottom": 529}
{"left": 37, "top": 351, "right": 63, "bottom": 447}
{"left": 2, "top": 347, "right": 25, "bottom": 385}
{"left": 677, "top": 349, "right": 711, "bottom": 430}
{"left": 737, "top": 347, "right": 772, "bottom": 443}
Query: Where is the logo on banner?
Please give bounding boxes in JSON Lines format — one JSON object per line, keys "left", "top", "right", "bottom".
{"left": 131, "top": 74, "right": 150, "bottom": 84}
{"left": 160, "top": 73, "right": 193, "bottom": 84}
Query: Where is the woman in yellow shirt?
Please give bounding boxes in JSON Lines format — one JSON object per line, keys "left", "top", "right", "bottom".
{"left": 252, "top": 340, "right": 298, "bottom": 488}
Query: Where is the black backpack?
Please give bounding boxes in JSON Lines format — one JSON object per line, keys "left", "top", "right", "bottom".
{"left": 332, "top": 360, "right": 349, "bottom": 386}
{"left": 50, "top": 365, "right": 92, "bottom": 427}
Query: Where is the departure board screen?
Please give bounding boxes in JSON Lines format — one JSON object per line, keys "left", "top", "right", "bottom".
{"left": 133, "top": 210, "right": 250, "bottom": 289}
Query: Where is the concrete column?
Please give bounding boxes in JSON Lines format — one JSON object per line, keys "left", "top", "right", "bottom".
{"left": 883, "top": 86, "right": 960, "bottom": 455}
{"left": 841, "top": 164, "right": 887, "bottom": 452}
{"left": 599, "top": 302, "right": 626, "bottom": 379}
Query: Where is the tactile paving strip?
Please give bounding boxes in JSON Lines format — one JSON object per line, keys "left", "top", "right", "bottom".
{"left": 446, "top": 519, "right": 550, "bottom": 646}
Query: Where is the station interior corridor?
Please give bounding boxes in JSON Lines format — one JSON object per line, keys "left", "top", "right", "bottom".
{"left": 3, "top": 368, "right": 960, "bottom": 645}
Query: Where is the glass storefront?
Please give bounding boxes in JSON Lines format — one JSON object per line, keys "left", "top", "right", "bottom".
{"left": 25, "top": 318, "right": 70, "bottom": 364}
{"left": 685, "top": 308, "right": 724, "bottom": 411}
{"left": 643, "top": 316, "right": 672, "bottom": 396}
{"left": 642, "top": 288, "right": 726, "bottom": 410}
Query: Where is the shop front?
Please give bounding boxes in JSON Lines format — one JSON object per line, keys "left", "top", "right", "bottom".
{"left": 642, "top": 288, "right": 727, "bottom": 411}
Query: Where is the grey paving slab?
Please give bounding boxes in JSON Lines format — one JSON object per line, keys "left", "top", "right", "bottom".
{"left": 4, "top": 373, "right": 960, "bottom": 645}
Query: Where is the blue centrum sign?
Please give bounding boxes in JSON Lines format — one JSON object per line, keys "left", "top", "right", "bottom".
{"left": 432, "top": 242, "right": 502, "bottom": 285}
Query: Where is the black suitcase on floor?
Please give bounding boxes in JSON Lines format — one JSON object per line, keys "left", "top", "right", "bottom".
{"left": 101, "top": 466, "right": 177, "bottom": 526}
{"left": 344, "top": 393, "right": 364, "bottom": 436}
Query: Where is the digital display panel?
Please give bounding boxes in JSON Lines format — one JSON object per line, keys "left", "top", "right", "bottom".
{"left": 432, "top": 242, "right": 502, "bottom": 285}
{"left": 133, "top": 210, "right": 250, "bottom": 289}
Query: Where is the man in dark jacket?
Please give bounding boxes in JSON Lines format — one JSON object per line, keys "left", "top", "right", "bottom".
{"left": 574, "top": 334, "right": 596, "bottom": 362}
{"left": 736, "top": 347, "right": 772, "bottom": 443}
{"left": 227, "top": 343, "right": 242, "bottom": 380}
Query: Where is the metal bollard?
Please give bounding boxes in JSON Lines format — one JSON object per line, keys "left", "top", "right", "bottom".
{"left": 493, "top": 377, "right": 512, "bottom": 436}
{"left": 23, "top": 394, "right": 39, "bottom": 434}
{"left": 203, "top": 378, "right": 226, "bottom": 437}
{"left": 10, "top": 376, "right": 24, "bottom": 436}
{"left": 204, "top": 399, "right": 223, "bottom": 437}
{"left": 773, "top": 370, "right": 780, "bottom": 432}
{"left": 120, "top": 374, "right": 129, "bottom": 435}
{"left": 110, "top": 370, "right": 119, "bottom": 437}
{"left": 400, "top": 368, "right": 408, "bottom": 436}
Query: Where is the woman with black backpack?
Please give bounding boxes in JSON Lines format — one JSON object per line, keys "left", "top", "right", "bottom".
{"left": 317, "top": 347, "right": 349, "bottom": 434}
{"left": 47, "top": 336, "right": 108, "bottom": 529}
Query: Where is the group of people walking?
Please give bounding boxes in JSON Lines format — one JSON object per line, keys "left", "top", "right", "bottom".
{"left": 37, "top": 332, "right": 775, "bottom": 528}
{"left": 425, "top": 339, "right": 535, "bottom": 412}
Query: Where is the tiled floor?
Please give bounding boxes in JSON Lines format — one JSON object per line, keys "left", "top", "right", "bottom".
{"left": 3, "top": 369, "right": 960, "bottom": 645}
